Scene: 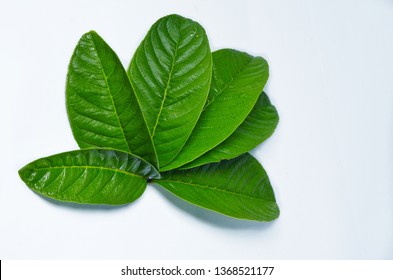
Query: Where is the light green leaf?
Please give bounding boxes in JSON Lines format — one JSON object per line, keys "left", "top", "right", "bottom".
{"left": 154, "top": 153, "right": 279, "bottom": 221}
{"left": 161, "top": 49, "right": 269, "bottom": 171}
{"left": 128, "top": 14, "right": 212, "bottom": 168}
{"left": 181, "top": 92, "right": 279, "bottom": 169}
{"left": 66, "top": 31, "right": 157, "bottom": 167}
{"left": 18, "top": 149, "right": 160, "bottom": 205}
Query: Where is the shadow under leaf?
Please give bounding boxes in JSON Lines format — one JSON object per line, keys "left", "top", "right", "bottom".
{"left": 151, "top": 184, "right": 277, "bottom": 230}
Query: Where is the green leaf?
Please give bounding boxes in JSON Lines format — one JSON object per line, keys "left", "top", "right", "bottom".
{"left": 128, "top": 14, "right": 212, "bottom": 168}
{"left": 154, "top": 153, "right": 279, "bottom": 221}
{"left": 66, "top": 31, "right": 157, "bottom": 167}
{"left": 18, "top": 149, "right": 160, "bottom": 205}
{"left": 161, "top": 49, "right": 269, "bottom": 171}
{"left": 181, "top": 92, "right": 279, "bottom": 169}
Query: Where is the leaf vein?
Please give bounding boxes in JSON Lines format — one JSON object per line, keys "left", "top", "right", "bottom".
{"left": 158, "top": 179, "right": 272, "bottom": 202}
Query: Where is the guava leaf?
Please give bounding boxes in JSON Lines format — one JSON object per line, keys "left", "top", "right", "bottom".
{"left": 181, "top": 92, "right": 279, "bottom": 169}
{"left": 161, "top": 49, "right": 268, "bottom": 171}
{"left": 154, "top": 153, "right": 279, "bottom": 221}
{"left": 66, "top": 31, "right": 157, "bottom": 167}
{"left": 19, "top": 149, "right": 160, "bottom": 205}
{"left": 128, "top": 14, "right": 212, "bottom": 168}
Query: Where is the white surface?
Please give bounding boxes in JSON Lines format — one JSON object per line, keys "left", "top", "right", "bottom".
{"left": 1, "top": 0, "right": 392, "bottom": 259}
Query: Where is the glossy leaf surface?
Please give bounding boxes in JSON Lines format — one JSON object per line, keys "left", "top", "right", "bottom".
{"left": 162, "top": 49, "right": 269, "bottom": 171}
{"left": 181, "top": 92, "right": 279, "bottom": 169}
{"left": 155, "top": 153, "right": 279, "bottom": 221}
{"left": 66, "top": 31, "right": 157, "bottom": 167}
{"left": 128, "top": 14, "right": 212, "bottom": 167}
{"left": 19, "top": 149, "right": 160, "bottom": 205}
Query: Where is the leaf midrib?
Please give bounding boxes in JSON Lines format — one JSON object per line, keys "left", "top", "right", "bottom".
{"left": 157, "top": 179, "right": 273, "bottom": 203}
{"left": 92, "top": 39, "right": 132, "bottom": 154}
{"left": 203, "top": 57, "right": 254, "bottom": 110}
{"left": 151, "top": 37, "right": 180, "bottom": 139}
{"left": 32, "top": 165, "right": 145, "bottom": 179}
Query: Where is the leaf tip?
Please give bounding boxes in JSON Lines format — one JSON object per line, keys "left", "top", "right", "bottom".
{"left": 79, "top": 30, "right": 102, "bottom": 44}
{"left": 264, "top": 203, "right": 280, "bottom": 222}
{"left": 18, "top": 164, "right": 32, "bottom": 184}
{"left": 161, "top": 13, "right": 185, "bottom": 21}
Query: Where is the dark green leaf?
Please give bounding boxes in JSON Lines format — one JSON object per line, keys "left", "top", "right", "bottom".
{"left": 181, "top": 92, "right": 279, "bottom": 169}
{"left": 154, "top": 153, "right": 279, "bottom": 221}
{"left": 161, "top": 49, "right": 269, "bottom": 171}
{"left": 18, "top": 149, "right": 160, "bottom": 205}
{"left": 66, "top": 31, "right": 157, "bottom": 167}
{"left": 128, "top": 14, "right": 212, "bottom": 168}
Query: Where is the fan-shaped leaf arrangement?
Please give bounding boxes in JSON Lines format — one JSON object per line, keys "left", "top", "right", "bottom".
{"left": 19, "top": 14, "right": 279, "bottom": 222}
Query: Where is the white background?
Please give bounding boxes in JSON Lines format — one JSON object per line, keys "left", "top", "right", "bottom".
{"left": 1, "top": 0, "right": 392, "bottom": 259}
